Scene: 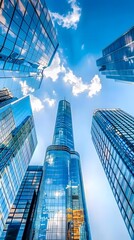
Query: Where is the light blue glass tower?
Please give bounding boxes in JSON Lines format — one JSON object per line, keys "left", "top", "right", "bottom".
{"left": 96, "top": 26, "right": 134, "bottom": 83}
{"left": 0, "top": 0, "right": 58, "bottom": 97}
{"left": 32, "top": 100, "right": 91, "bottom": 240}
{"left": 0, "top": 96, "right": 37, "bottom": 237}
{"left": 91, "top": 109, "right": 134, "bottom": 239}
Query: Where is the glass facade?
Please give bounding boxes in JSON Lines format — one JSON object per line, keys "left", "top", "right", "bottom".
{"left": 91, "top": 109, "right": 134, "bottom": 239}
{"left": 52, "top": 100, "right": 74, "bottom": 150}
{"left": 0, "top": 88, "right": 17, "bottom": 108}
{"left": 0, "top": 0, "right": 59, "bottom": 97}
{"left": 33, "top": 100, "right": 91, "bottom": 240}
{"left": 0, "top": 166, "right": 43, "bottom": 240}
{"left": 96, "top": 26, "right": 134, "bottom": 83}
{"left": 0, "top": 96, "right": 37, "bottom": 237}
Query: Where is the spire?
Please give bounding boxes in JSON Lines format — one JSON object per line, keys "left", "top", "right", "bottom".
{"left": 52, "top": 100, "right": 74, "bottom": 150}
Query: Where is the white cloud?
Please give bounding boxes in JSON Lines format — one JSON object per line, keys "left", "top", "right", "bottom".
{"left": 52, "top": 90, "right": 57, "bottom": 96}
{"left": 63, "top": 69, "right": 102, "bottom": 97}
{"left": 88, "top": 75, "right": 102, "bottom": 97}
{"left": 51, "top": 0, "right": 81, "bottom": 30}
{"left": 12, "top": 77, "right": 17, "bottom": 82}
{"left": 29, "top": 94, "right": 56, "bottom": 113}
{"left": 43, "top": 97, "right": 56, "bottom": 107}
{"left": 43, "top": 51, "right": 102, "bottom": 98}
{"left": 30, "top": 95, "right": 44, "bottom": 113}
{"left": 20, "top": 81, "right": 35, "bottom": 96}
{"left": 63, "top": 68, "right": 87, "bottom": 96}
{"left": 81, "top": 44, "right": 85, "bottom": 50}
{"left": 43, "top": 53, "right": 65, "bottom": 81}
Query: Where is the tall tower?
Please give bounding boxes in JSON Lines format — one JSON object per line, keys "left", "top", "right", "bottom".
{"left": 96, "top": 26, "right": 134, "bottom": 83}
{"left": 0, "top": 96, "right": 37, "bottom": 237}
{"left": 91, "top": 109, "right": 134, "bottom": 239}
{"left": 0, "top": 0, "right": 59, "bottom": 97}
{"left": 32, "top": 100, "right": 91, "bottom": 240}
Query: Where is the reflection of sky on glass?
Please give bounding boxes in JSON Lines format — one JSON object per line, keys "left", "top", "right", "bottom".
{"left": 0, "top": 0, "right": 58, "bottom": 97}
{"left": 11, "top": 96, "right": 32, "bottom": 127}
{"left": 31, "top": 0, "right": 134, "bottom": 239}
{"left": 0, "top": 96, "right": 32, "bottom": 128}
{"left": 46, "top": 155, "right": 54, "bottom": 165}
{"left": 97, "top": 27, "right": 134, "bottom": 83}
{"left": 33, "top": 99, "right": 91, "bottom": 239}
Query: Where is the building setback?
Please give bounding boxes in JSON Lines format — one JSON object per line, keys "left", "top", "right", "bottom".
{"left": 96, "top": 26, "right": 134, "bottom": 83}
{"left": 0, "top": 0, "right": 59, "bottom": 97}
{"left": 91, "top": 109, "right": 134, "bottom": 239}
{"left": 1, "top": 166, "right": 43, "bottom": 240}
{"left": 0, "top": 88, "right": 17, "bottom": 108}
{"left": 32, "top": 100, "right": 91, "bottom": 240}
{"left": 0, "top": 96, "right": 37, "bottom": 237}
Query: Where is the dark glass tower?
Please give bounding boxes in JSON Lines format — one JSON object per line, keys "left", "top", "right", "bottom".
{"left": 1, "top": 166, "right": 43, "bottom": 240}
{"left": 96, "top": 26, "right": 134, "bottom": 83}
{"left": 32, "top": 100, "right": 91, "bottom": 240}
{"left": 0, "top": 88, "right": 17, "bottom": 108}
{"left": 91, "top": 109, "right": 134, "bottom": 239}
{"left": 0, "top": 96, "right": 37, "bottom": 237}
{"left": 0, "top": 0, "right": 59, "bottom": 97}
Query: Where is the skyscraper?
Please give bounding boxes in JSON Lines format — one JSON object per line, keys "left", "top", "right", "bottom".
{"left": 0, "top": 96, "right": 37, "bottom": 236}
{"left": 32, "top": 100, "right": 91, "bottom": 240}
{"left": 1, "top": 166, "right": 43, "bottom": 240}
{"left": 0, "top": 88, "right": 17, "bottom": 108}
{"left": 96, "top": 26, "right": 134, "bottom": 83}
{"left": 91, "top": 109, "right": 134, "bottom": 239}
{"left": 0, "top": 0, "right": 59, "bottom": 97}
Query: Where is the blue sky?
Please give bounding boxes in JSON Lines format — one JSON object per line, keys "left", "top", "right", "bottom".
{"left": 30, "top": 0, "right": 134, "bottom": 239}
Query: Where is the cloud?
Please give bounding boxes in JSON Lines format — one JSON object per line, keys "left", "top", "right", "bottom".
{"left": 50, "top": 0, "right": 81, "bottom": 29}
{"left": 30, "top": 95, "right": 56, "bottom": 113}
{"left": 20, "top": 81, "right": 35, "bottom": 96}
{"left": 43, "top": 97, "right": 56, "bottom": 107}
{"left": 63, "top": 68, "right": 87, "bottom": 96}
{"left": 30, "top": 95, "right": 44, "bottom": 113}
{"left": 63, "top": 69, "right": 102, "bottom": 97}
{"left": 52, "top": 90, "right": 57, "bottom": 96}
{"left": 81, "top": 44, "right": 85, "bottom": 50}
{"left": 88, "top": 75, "right": 102, "bottom": 97}
{"left": 43, "top": 52, "right": 102, "bottom": 97}
{"left": 43, "top": 53, "right": 65, "bottom": 81}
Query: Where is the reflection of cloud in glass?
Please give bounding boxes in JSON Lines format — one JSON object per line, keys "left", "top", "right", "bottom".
{"left": 47, "top": 210, "right": 65, "bottom": 239}
{"left": 46, "top": 156, "right": 54, "bottom": 165}
{"left": 46, "top": 178, "right": 53, "bottom": 184}
{"left": 0, "top": 2, "right": 6, "bottom": 25}
{"left": 54, "top": 190, "right": 65, "bottom": 198}
{"left": 18, "top": 0, "right": 25, "bottom": 15}
{"left": 123, "top": 55, "right": 128, "bottom": 62}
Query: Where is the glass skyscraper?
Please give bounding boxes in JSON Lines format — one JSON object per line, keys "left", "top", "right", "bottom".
{"left": 0, "top": 0, "right": 59, "bottom": 97}
{"left": 32, "top": 100, "right": 91, "bottom": 240}
{"left": 1, "top": 166, "right": 43, "bottom": 240}
{"left": 96, "top": 26, "right": 134, "bottom": 83}
{"left": 0, "top": 96, "right": 37, "bottom": 237}
{"left": 91, "top": 109, "right": 134, "bottom": 239}
{"left": 0, "top": 88, "right": 17, "bottom": 108}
